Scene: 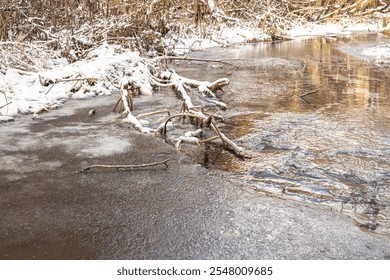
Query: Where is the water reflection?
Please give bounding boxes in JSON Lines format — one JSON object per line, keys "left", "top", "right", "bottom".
{"left": 178, "top": 35, "right": 390, "bottom": 235}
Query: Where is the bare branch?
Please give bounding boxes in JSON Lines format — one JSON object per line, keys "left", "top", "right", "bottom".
{"left": 77, "top": 158, "right": 171, "bottom": 173}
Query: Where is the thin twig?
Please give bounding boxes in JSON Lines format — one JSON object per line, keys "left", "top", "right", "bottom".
{"left": 113, "top": 97, "right": 122, "bottom": 112}
{"left": 137, "top": 109, "right": 170, "bottom": 119}
{"left": 77, "top": 158, "right": 171, "bottom": 173}
{"left": 184, "top": 40, "right": 202, "bottom": 58}
{"left": 45, "top": 84, "right": 55, "bottom": 95}
{"left": 300, "top": 96, "right": 311, "bottom": 105}
{"left": 156, "top": 56, "right": 240, "bottom": 68}
{"left": 201, "top": 136, "right": 220, "bottom": 143}
{"left": 0, "top": 101, "right": 12, "bottom": 110}
{"left": 300, "top": 89, "right": 319, "bottom": 99}
{"left": 300, "top": 89, "right": 319, "bottom": 106}
{"left": 56, "top": 77, "right": 97, "bottom": 83}
{"left": 162, "top": 113, "right": 207, "bottom": 135}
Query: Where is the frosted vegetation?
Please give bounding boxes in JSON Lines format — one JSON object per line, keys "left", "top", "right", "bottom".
{"left": 1, "top": 0, "right": 389, "bottom": 122}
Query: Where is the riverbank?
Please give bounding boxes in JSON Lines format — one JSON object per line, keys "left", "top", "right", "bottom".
{"left": 1, "top": 15, "right": 390, "bottom": 121}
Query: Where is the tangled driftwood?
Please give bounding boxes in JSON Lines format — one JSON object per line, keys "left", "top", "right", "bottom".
{"left": 113, "top": 58, "right": 251, "bottom": 158}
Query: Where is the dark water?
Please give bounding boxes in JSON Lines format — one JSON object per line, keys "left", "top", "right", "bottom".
{"left": 176, "top": 34, "right": 390, "bottom": 235}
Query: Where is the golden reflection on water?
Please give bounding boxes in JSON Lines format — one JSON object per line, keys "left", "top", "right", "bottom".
{"left": 214, "top": 37, "right": 390, "bottom": 229}
{"left": 179, "top": 36, "right": 390, "bottom": 233}
{"left": 280, "top": 37, "right": 390, "bottom": 115}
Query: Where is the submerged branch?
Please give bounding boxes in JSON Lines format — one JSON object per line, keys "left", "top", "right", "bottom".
{"left": 300, "top": 89, "right": 319, "bottom": 107}
{"left": 161, "top": 113, "right": 251, "bottom": 158}
{"left": 155, "top": 56, "right": 240, "bottom": 68}
{"left": 300, "top": 89, "right": 319, "bottom": 99}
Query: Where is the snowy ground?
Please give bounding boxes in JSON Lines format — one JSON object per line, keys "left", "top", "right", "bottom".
{"left": 286, "top": 17, "right": 382, "bottom": 38}
{"left": 361, "top": 44, "right": 390, "bottom": 60}
{"left": 0, "top": 44, "right": 147, "bottom": 120}
{"left": 1, "top": 17, "right": 390, "bottom": 122}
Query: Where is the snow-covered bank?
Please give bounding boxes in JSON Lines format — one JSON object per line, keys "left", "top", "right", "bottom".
{"left": 287, "top": 21, "right": 378, "bottom": 38}
{"left": 361, "top": 44, "right": 390, "bottom": 60}
{"left": 1, "top": 15, "right": 390, "bottom": 121}
{"left": 0, "top": 44, "right": 146, "bottom": 118}
{"left": 169, "top": 24, "right": 269, "bottom": 55}
{"left": 0, "top": 22, "right": 270, "bottom": 121}
{"left": 286, "top": 16, "right": 388, "bottom": 38}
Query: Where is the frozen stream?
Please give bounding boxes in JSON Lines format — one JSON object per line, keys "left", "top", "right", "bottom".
{"left": 2, "top": 34, "right": 390, "bottom": 259}
{"left": 176, "top": 34, "right": 390, "bottom": 235}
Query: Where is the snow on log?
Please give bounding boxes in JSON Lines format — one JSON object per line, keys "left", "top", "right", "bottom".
{"left": 117, "top": 83, "right": 153, "bottom": 134}
{"left": 159, "top": 70, "right": 228, "bottom": 110}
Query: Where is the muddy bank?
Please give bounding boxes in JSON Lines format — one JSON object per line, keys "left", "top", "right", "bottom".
{"left": 1, "top": 93, "right": 390, "bottom": 259}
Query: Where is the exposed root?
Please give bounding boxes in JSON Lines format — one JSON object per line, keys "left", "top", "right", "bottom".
{"left": 110, "top": 62, "right": 250, "bottom": 158}
{"left": 160, "top": 113, "right": 251, "bottom": 158}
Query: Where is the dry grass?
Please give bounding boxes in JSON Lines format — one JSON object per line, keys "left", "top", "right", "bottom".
{"left": 1, "top": 1, "right": 389, "bottom": 40}
{"left": 0, "top": 0, "right": 389, "bottom": 72}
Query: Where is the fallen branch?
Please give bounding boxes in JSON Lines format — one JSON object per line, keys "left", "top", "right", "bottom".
{"left": 77, "top": 158, "right": 171, "bottom": 173}
{"left": 159, "top": 70, "right": 229, "bottom": 110}
{"left": 137, "top": 109, "right": 171, "bottom": 119}
{"left": 154, "top": 70, "right": 250, "bottom": 157}
{"left": 161, "top": 113, "right": 251, "bottom": 158}
{"left": 300, "top": 88, "right": 319, "bottom": 105}
{"left": 162, "top": 113, "right": 208, "bottom": 135}
{"left": 155, "top": 56, "right": 239, "bottom": 68}
{"left": 300, "top": 89, "right": 319, "bottom": 99}
{"left": 115, "top": 78, "right": 155, "bottom": 133}
{"left": 112, "top": 62, "right": 250, "bottom": 158}
{"left": 0, "top": 101, "right": 12, "bottom": 110}
{"left": 39, "top": 74, "right": 97, "bottom": 86}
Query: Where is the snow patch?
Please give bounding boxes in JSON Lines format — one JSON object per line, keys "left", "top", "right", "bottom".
{"left": 361, "top": 44, "right": 390, "bottom": 59}
{"left": 287, "top": 21, "right": 379, "bottom": 38}
{"left": 168, "top": 24, "right": 269, "bottom": 55}
{"left": 0, "top": 44, "right": 143, "bottom": 118}
{"left": 79, "top": 136, "right": 133, "bottom": 157}
{"left": 0, "top": 116, "right": 14, "bottom": 122}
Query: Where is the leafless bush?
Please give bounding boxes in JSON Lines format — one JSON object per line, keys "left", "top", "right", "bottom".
{"left": 2, "top": 1, "right": 388, "bottom": 40}
{"left": 1, "top": 1, "right": 389, "bottom": 70}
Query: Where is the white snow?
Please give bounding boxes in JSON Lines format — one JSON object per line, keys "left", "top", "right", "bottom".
{"left": 1, "top": 16, "right": 389, "bottom": 120}
{"left": 0, "top": 43, "right": 145, "bottom": 118}
{"left": 168, "top": 23, "right": 268, "bottom": 55}
{"left": 0, "top": 116, "right": 14, "bottom": 122}
{"left": 286, "top": 20, "right": 380, "bottom": 38}
{"left": 361, "top": 44, "right": 390, "bottom": 59}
